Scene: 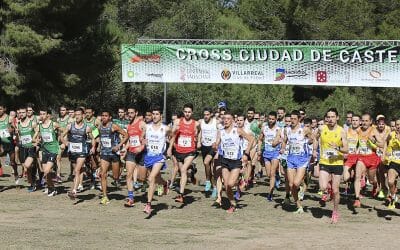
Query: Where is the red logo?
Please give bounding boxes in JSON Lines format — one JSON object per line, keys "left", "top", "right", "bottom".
{"left": 130, "top": 54, "right": 161, "bottom": 63}
{"left": 316, "top": 71, "right": 327, "bottom": 83}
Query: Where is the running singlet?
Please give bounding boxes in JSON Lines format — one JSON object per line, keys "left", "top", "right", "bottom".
{"left": 113, "top": 118, "right": 129, "bottom": 131}
{"left": 40, "top": 121, "right": 60, "bottom": 154}
{"left": 58, "top": 116, "right": 70, "bottom": 129}
{"left": 127, "top": 119, "right": 143, "bottom": 153}
{"left": 0, "top": 114, "right": 12, "bottom": 143}
{"left": 175, "top": 118, "right": 196, "bottom": 154}
{"left": 347, "top": 128, "right": 359, "bottom": 154}
{"left": 357, "top": 127, "right": 374, "bottom": 155}
{"left": 287, "top": 127, "right": 308, "bottom": 157}
{"left": 319, "top": 125, "right": 344, "bottom": 165}
{"left": 263, "top": 126, "right": 280, "bottom": 153}
{"left": 68, "top": 123, "right": 88, "bottom": 154}
{"left": 145, "top": 124, "right": 167, "bottom": 156}
{"left": 18, "top": 120, "right": 34, "bottom": 148}
{"left": 99, "top": 122, "right": 118, "bottom": 156}
{"left": 84, "top": 118, "right": 99, "bottom": 139}
{"left": 387, "top": 131, "right": 400, "bottom": 164}
{"left": 200, "top": 118, "right": 217, "bottom": 147}
{"left": 219, "top": 128, "right": 243, "bottom": 160}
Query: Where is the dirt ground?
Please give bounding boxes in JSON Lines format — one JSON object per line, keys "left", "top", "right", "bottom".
{"left": 0, "top": 156, "right": 399, "bottom": 250}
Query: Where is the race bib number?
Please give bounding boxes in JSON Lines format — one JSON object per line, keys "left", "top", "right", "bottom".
{"left": 290, "top": 144, "right": 302, "bottom": 155}
{"left": 42, "top": 132, "right": 53, "bottom": 142}
{"left": 359, "top": 146, "right": 371, "bottom": 155}
{"left": 101, "top": 138, "right": 112, "bottom": 148}
{"left": 202, "top": 136, "right": 213, "bottom": 146}
{"left": 20, "top": 135, "right": 32, "bottom": 145}
{"left": 348, "top": 146, "right": 357, "bottom": 154}
{"left": 130, "top": 135, "right": 140, "bottom": 147}
{"left": 393, "top": 151, "right": 400, "bottom": 160}
{"left": 148, "top": 141, "right": 161, "bottom": 154}
{"left": 69, "top": 142, "right": 83, "bottom": 153}
{"left": 224, "top": 146, "right": 237, "bottom": 160}
{"left": 178, "top": 136, "right": 192, "bottom": 148}
{"left": 0, "top": 129, "right": 10, "bottom": 138}
{"left": 323, "top": 149, "right": 338, "bottom": 159}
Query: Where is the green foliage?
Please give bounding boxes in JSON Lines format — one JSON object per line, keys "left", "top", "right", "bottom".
{"left": 0, "top": 0, "right": 399, "bottom": 121}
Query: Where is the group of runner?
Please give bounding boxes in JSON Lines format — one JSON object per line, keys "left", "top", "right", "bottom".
{"left": 1, "top": 102, "right": 399, "bottom": 223}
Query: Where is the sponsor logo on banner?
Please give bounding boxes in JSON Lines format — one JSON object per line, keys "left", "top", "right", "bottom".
{"left": 275, "top": 68, "right": 308, "bottom": 81}
{"left": 222, "top": 69, "right": 264, "bottom": 81}
{"left": 127, "top": 71, "right": 135, "bottom": 79}
{"left": 316, "top": 71, "right": 327, "bottom": 83}
{"left": 221, "top": 69, "right": 231, "bottom": 80}
{"left": 180, "top": 67, "right": 211, "bottom": 81}
{"left": 316, "top": 70, "right": 349, "bottom": 83}
{"left": 130, "top": 54, "right": 161, "bottom": 63}
{"left": 146, "top": 73, "right": 163, "bottom": 78}
{"left": 361, "top": 70, "right": 389, "bottom": 82}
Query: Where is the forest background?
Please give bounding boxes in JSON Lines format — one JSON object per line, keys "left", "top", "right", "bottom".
{"left": 1, "top": 0, "right": 400, "bottom": 120}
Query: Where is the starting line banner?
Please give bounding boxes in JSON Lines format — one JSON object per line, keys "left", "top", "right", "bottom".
{"left": 121, "top": 43, "right": 400, "bottom": 87}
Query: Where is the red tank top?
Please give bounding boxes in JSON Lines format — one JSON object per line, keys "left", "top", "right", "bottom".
{"left": 175, "top": 118, "right": 196, "bottom": 153}
{"left": 127, "top": 119, "right": 143, "bottom": 152}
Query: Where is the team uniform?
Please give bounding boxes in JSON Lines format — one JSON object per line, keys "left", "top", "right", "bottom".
{"left": 319, "top": 125, "right": 344, "bottom": 175}
{"left": 262, "top": 126, "right": 280, "bottom": 162}
{"left": 99, "top": 122, "right": 120, "bottom": 162}
{"left": 200, "top": 118, "right": 217, "bottom": 159}
{"left": 286, "top": 127, "right": 309, "bottom": 169}
{"left": 126, "top": 119, "right": 145, "bottom": 165}
{"left": 173, "top": 118, "right": 197, "bottom": 162}
{"left": 68, "top": 123, "right": 89, "bottom": 163}
{"left": 40, "top": 121, "right": 60, "bottom": 164}
{"left": 218, "top": 128, "right": 243, "bottom": 170}
{"left": 143, "top": 124, "right": 168, "bottom": 170}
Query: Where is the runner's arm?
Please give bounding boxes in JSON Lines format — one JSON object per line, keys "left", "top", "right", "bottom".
{"left": 338, "top": 129, "right": 349, "bottom": 154}
{"left": 86, "top": 125, "right": 96, "bottom": 154}
{"left": 239, "top": 128, "right": 254, "bottom": 156}
{"left": 167, "top": 120, "right": 179, "bottom": 155}
{"left": 271, "top": 128, "right": 282, "bottom": 147}
{"left": 257, "top": 125, "right": 265, "bottom": 156}
{"left": 113, "top": 124, "right": 128, "bottom": 149}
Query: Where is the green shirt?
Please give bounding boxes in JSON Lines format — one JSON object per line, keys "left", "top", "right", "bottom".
{"left": 0, "top": 114, "right": 12, "bottom": 143}
{"left": 40, "top": 121, "right": 60, "bottom": 154}
{"left": 18, "top": 120, "right": 35, "bottom": 148}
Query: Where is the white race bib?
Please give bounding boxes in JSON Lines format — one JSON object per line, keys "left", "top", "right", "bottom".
{"left": 0, "top": 129, "right": 10, "bottom": 138}
{"left": 359, "top": 146, "right": 371, "bottom": 155}
{"left": 178, "top": 135, "right": 192, "bottom": 148}
{"left": 42, "top": 132, "right": 53, "bottom": 142}
{"left": 101, "top": 138, "right": 112, "bottom": 148}
{"left": 69, "top": 142, "right": 83, "bottom": 153}
{"left": 323, "top": 149, "right": 338, "bottom": 159}
{"left": 290, "top": 144, "right": 302, "bottom": 155}
{"left": 148, "top": 140, "right": 161, "bottom": 154}
{"left": 20, "top": 135, "right": 32, "bottom": 145}
{"left": 130, "top": 135, "right": 140, "bottom": 147}
{"left": 393, "top": 151, "right": 400, "bottom": 160}
{"left": 224, "top": 146, "right": 237, "bottom": 160}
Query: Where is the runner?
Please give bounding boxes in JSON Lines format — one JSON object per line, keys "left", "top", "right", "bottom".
{"left": 168, "top": 103, "right": 199, "bottom": 203}
{"left": 343, "top": 114, "right": 361, "bottom": 193}
{"left": 314, "top": 108, "right": 348, "bottom": 223}
{"left": 277, "top": 107, "right": 286, "bottom": 128}
{"left": 353, "top": 113, "right": 381, "bottom": 207}
{"left": 197, "top": 107, "right": 218, "bottom": 195}
{"left": 258, "top": 111, "right": 281, "bottom": 201}
{"left": 124, "top": 106, "right": 146, "bottom": 207}
{"left": 84, "top": 107, "right": 100, "bottom": 189}
{"left": 281, "top": 110, "right": 314, "bottom": 214}
{"left": 98, "top": 110, "right": 128, "bottom": 205}
{"left": 280, "top": 114, "right": 292, "bottom": 204}
{"left": 16, "top": 106, "right": 39, "bottom": 191}
{"left": 0, "top": 104, "right": 19, "bottom": 184}
{"left": 63, "top": 108, "right": 96, "bottom": 199}
{"left": 56, "top": 105, "right": 73, "bottom": 183}
{"left": 38, "top": 108, "right": 62, "bottom": 196}
{"left": 343, "top": 111, "right": 353, "bottom": 131}
{"left": 374, "top": 115, "right": 391, "bottom": 199}
{"left": 214, "top": 111, "right": 254, "bottom": 213}
{"left": 385, "top": 118, "right": 400, "bottom": 209}
{"left": 143, "top": 106, "right": 171, "bottom": 214}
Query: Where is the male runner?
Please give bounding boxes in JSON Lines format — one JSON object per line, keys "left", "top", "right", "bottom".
{"left": 214, "top": 111, "right": 254, "bottom": 213}
{"left": 98, "top": 110, "right": 128, "bottom": 205}
{"left": 314, "top": 108, "right": 348, "bottom": 223}
{"left": 385, "top": 119, "right": 400, "bottom": 209}
{"left": 343, "top": 114, "right": 361, "bottom": 193}
{"left": 168, "top": 103, "right": 199, "bottom": 203}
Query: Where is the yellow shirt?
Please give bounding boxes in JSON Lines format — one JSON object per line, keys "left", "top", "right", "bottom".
{"left": 387, "top": 131, "right": 400, "bottom": 164}
{"left": 319, "top": 125, "right": 344, "bottom": 165}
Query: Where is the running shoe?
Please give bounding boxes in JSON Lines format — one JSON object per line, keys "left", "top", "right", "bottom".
{"left": 124, "top": 198, "right": 135, "bottom": 207}
{"left": 331, "top": 210, "right": 339, "bottom": 224}
{"left": 100, "top": 196, "right": 110, "bottom": 205}
{"left": 27, "top": 185, "right": 37, "bottom": 192}
{"left": 293, "top": 207, "right": 304, "bottom": 214}
{"left": 227, "top": 205, "right": 236, "bottom": 214}
{"left": 174, "top": 194, "right": 184, "bottom": 203}
{"left": 134, "top": 181, "right": 141, "bottom": 189}
{"left": 143, "top": 203, "right": 152, "bottom": 214}
{"left": 77, "top": 184, "right": 84, "bottom": 193}
{"left": 387, "top": 199, "right": 396, "bottom": 210}
{"left": 67, "top": 190, "right": 77, "bottom": 200}
{"left": 317, "top": 190, "right": 323, "bottom": 196}
{"left": 266, "top": 193, "right": 273, "bottom": 202}
{"left": 320, "top": 193, "right": 328, "bottom": 207}
{"left": 378, "top": 190, "right": 385, "bottom": 199}
{"left": 15, "top": 177, "right": 23, "bottom": 185}
{"left": 205, "top": 181, "right": 212, "bottom": 192}
{"left": 47, "top": 189, "right": 57, "bottom": 197}
{"left": 211, "top": 187, "right": 217, "bottom": 199}
{"left": 353, "top": 199, "right": 361, "bottom": 208}
{"left": 157, "top": 185, "right": 163, "bottom": 196}
{"left": 42, "top": 188, "right": 49, "bottom": 195}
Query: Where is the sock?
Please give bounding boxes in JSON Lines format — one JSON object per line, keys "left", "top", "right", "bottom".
{"left": 128, "top": 191, "right": 134, "bottom": 200}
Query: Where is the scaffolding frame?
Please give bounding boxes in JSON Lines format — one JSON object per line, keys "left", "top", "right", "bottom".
{"left": 136, "top": 39, "right": 400, "bottom": 46}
